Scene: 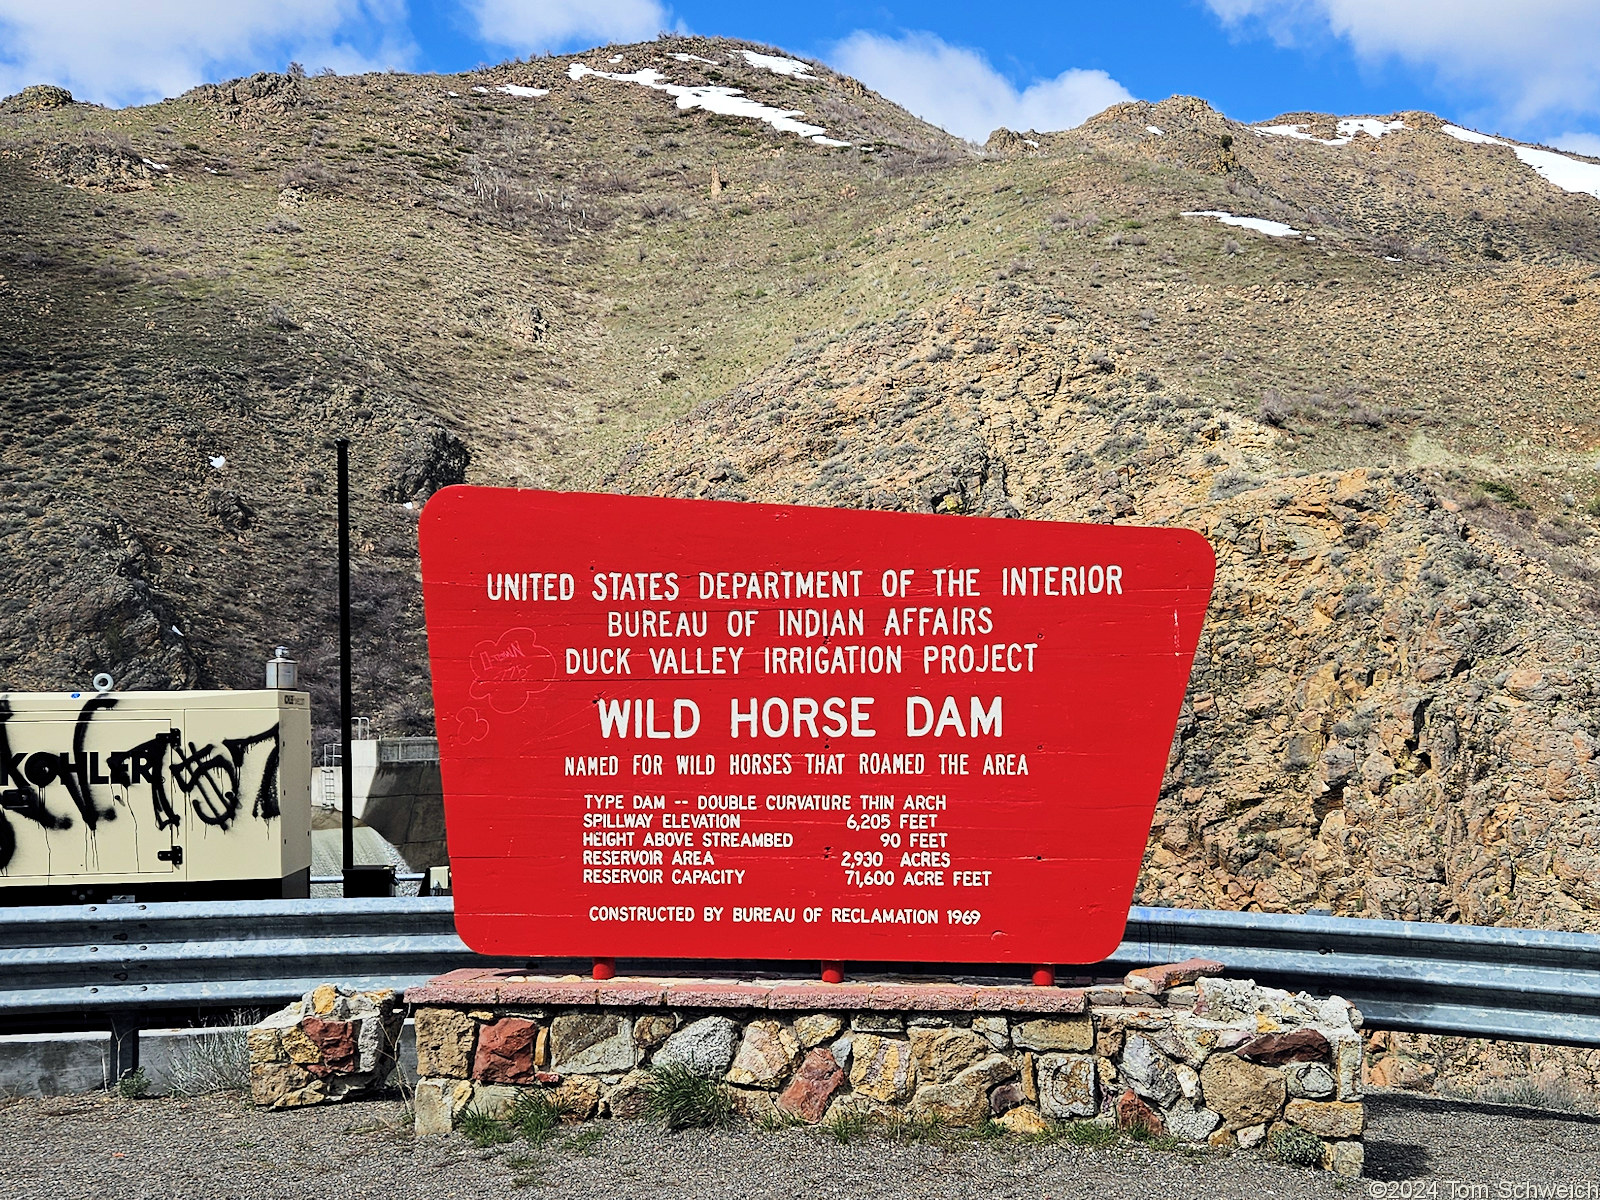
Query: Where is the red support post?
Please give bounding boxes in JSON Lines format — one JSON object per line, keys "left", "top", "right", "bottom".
{"left": 1032, "top": 965, "right": 1055, "bottom": 987}
{"left": 821, "top": 960, "right": 844, "bottom": 984}
{"left": 592, "top": 958, "right": 616, "bottom": 980}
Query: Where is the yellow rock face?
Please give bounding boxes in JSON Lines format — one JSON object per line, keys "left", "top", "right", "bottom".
{"left": 847, "top": 1034, "right": 917, "bottom": 1103}
{"left": 1285, "top": 1097, "right": 1365, "bottom": 1138}
{"left": 250, "top": 1060, "right": 326, "bottom": 1109}
{"left": 997, "top": 1105, "right": 1048, "bottom": 1135}
{"left": 414, "top": 1007, "right": 477, "bottom": 1078}
{"left": 279, "top": 1024, "right": 321, "bottom": 1066}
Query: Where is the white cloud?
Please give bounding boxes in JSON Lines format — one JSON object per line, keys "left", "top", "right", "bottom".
{"left": 828, "top": 30, "right": 1132, "bottom": 144}
{"left": 0, "top": 0, "right": 413, "bottom": 108}
{"left": 1554, "top": 131, "right": 1600, "bottom": 158}
{"left": 1205, "top": 1, "right": 1600, "bottom": 126}
{"left": 463, "top": 0, "right": 668, "bottom": 53}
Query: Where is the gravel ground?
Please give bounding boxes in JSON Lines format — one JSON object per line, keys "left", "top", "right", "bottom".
{"left": 2, "top": 1089, "right": 1597, "bottom": 1200}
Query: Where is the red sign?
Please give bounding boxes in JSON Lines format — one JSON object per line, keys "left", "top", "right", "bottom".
{"left": 419, "top": 489, "right": 1214, "bottom": 965}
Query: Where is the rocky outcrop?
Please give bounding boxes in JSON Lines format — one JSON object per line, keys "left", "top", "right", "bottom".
{"left": 183, "top": 71, "right": 305, "bottom": 117}
{"left": 1077, "top": 96, "right": 1251, "bottom": 177}
{"left": 37, "top": 141, "right": 160, "bottom": 191}
{"left": 2, "top": 85, "right": 75, "bottom": 113}
{"left": 607, "top": 285, "right": 1600, "bottom": 939}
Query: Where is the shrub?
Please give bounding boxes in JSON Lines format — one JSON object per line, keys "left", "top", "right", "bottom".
{"left": 167, "top": 1024, "right": 251, "bottom": 1095}
{"left": 1539, "top": 517, "right": 1584, "bottom": 546}
{"left": 1266, "top": 1123, "right": 1324, "bottom": 1167}
{"left": 1210, "top": 470, "right": 1259, "bottom": 501}
{"left": 1478, "top": 479, "right": 1523, "bottom": 507}
{"left": 1259, "top": 388, "right": 1292, "bottom": 427}
{"left": 468, "top": 161, "right": 526, "bottom": 217}
{"left": 115, "top": 1068, "right": 150, "bottom": 1100}
{"left": 281, "top": 160, "right": 339, "bottom": 194}
{"left": 641, "top": 1062, "right": 733, "bottom": 1131}
{"left": 1477, "top": 1077, "right": 1596, "bottom": 1114}
{"left": 264, "top": 303, "right": 298, "bottom": 330}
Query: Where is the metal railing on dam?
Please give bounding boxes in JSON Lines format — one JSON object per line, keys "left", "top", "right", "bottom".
{"left": 2, "top": 899, "right": 1595, "bottom": 1047}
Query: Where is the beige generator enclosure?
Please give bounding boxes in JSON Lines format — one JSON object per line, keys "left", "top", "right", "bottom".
{"left": 0, "top": 690, "right": 312, "bottom": 902}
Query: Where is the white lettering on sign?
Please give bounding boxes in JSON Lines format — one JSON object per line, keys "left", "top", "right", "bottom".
{"left": 608, "top": 610, "right": 709, "bottom": 638}
{"left": 905, "top": 696, "right": 1002, "bottom": 738}
{"left": 764, "top": 645, "right": 902, "bottom": 674}
{"left": 671, "top": 868, "right": 746, "bottom": 885}
{"left": 587, "top": 906, "right": 696, "bottom": 922}
{"left": 648, "top": 646, "right": 745, "bottom": 675}
{"left": 882, "top": 606, "right": 994, "bottom": 636}
{"left": 733, "top": 907, "right": 796, "bottom": 922}
{"left": 1000, "top": 564, "right": 1123, "bottom": 596}
{"left": 699, "top": 570, "right": 864, "bottom": 600}
{"left": 565, "top": 756, "right": 619, "bottom": 775}
{"left": 584, "top": 868, "right": 665, "bottom": 883}
{"left": 830, "top": 908, "right": 940, "bottom": 924}
{"left": 591, "top": 572, "right": 681, "bottom": 602}
{"left": 567, "top": 647, "right": 632, "bottom": 675}
{"left": 777, "top": 608, "right": 865, "bottom": 637}
{"left": 932, "top": 568, "right": 981, "bottom": 595}
{"left": 596, "top": 699, "right": 701, "bottom": 739}
{"left": 730, "top": 696, "right": 876, "bottom": 738}
{"left": 920, "top": 643, "right": 1037, "bottom": 674}
{"left": 486, "top": 572, "right": 576, "bottom": 601}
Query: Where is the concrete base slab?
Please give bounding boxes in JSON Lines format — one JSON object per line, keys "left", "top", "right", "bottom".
{"left": 0, "top": 1020, "right": 419, "bottom": 1098}
{"left": 0, "top": 1032, "right": 110, "bottom": 1098}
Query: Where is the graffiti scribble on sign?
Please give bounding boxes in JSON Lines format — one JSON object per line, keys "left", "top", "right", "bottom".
{"left": 468, "top": 627, "right": 555, "bottom": 714}
{"left": 0, "top": 697, "right": 282, "bottom": 873}
{"left": 449, "top": 706, "right": 490, "bottom": 746}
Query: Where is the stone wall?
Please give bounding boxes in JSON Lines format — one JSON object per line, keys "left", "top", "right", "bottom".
{"left": 401, "top": 961, "right": 1366, "bottom": 1176}
{"left": 249, "top": 984, "right": 404, "bottom": 1108}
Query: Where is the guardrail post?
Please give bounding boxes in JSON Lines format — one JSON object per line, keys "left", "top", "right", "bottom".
{"left": 109, "top": 1014, "right": 140, "bottom": 1082}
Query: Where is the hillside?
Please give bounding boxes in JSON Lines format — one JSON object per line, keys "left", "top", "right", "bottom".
{"left": 3, "top": 36, "right": 1600, "bottom": 937}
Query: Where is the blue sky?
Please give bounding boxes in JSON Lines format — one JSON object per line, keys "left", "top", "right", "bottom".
{"left": 2, "top": 2, "right": 1598, "bottom": 154}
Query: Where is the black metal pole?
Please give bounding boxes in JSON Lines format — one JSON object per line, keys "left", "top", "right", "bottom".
{"left": 338, "top": 439, "right": 354, "bottom": 888}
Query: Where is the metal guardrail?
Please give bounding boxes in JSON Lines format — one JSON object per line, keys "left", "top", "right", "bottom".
{"left": 1, "top": 900, "right": 1596, "bottom": 1048}
{"left": 1108, "top": 906, "right": 1600, "bottom": 1048}
{"left": 0, "top": 898, "right": 495, "bottom": 1018}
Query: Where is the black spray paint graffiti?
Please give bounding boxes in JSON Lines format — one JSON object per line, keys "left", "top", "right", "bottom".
{"left": 168, "top": 728, "right": 281, "bottom": 830}
{"left": 0, "top": 697, "right": 281, "bottom": 873}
